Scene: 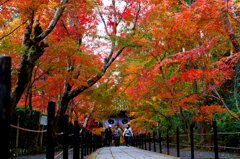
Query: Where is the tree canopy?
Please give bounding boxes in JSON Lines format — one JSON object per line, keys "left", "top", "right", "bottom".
{"left": 0, "top": 0, "right": 240, "bottom": 130}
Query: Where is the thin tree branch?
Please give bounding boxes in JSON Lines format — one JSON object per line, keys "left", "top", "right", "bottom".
{"left": 228, "top": 12, "right": 240, "bottom": 24}
{"left": 213, "top": 88, "right": 239, "bottom": 120}
{"left": 0, "top": 20, "right": 27, "bottom": 41}
{"left": 96, "top": 6, "right": 110, "bottom": 36}
{"left": 132, "top": 2, "right": 141, "bottom": 30}
{"left": 0, "top": 0, "right": 10, "bottom": 6}
{"left": 34, "top": 0, "right": 69, "bottom": 43}
{"left": 22, "top": 10, "right": 35, "bottom": 47}
{"left": 119, "top": 76, "right": 139, "bottom": 96}
{"left": 61, "top": 19, "right": 70, "bottom": 35}
{"left": 234, "top": 61, "right": 240, "bottom": 112}
{"left": 102, "top": 46, "right": 126, "bottom": 73}
{"left": 117, "top": 2, "right": 130, "bottom": 25}
{"left": 202, "top": 93, "right": 220, "bottom": 100}
{"left": 112, "top": 0, "right": 117, "bottom": 35}
{"left": 103, "top": 2, "right": 142, "bottom": 70}
{"left": 222, "top": 2, "right": 240, "bottom": 52}
{"left": 180, "top": 0, "right": 190, "bottom": 7}
{"left": 80, "top": 105, "right": 95, "bottom": 133}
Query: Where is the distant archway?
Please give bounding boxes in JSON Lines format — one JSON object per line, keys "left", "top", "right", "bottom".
{"left": 103, "top": 111, "right": 130, "bottom": 128}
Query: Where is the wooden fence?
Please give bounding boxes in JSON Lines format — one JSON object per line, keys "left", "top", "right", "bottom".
{"left": 45, "top": 101, "right": 103, "bottom": 159}
{"left": 1, "top": 56, "right": 239, "bottom": 159}
{"left": 0, "top": 56, "right": 104, "bottom": 159}
{"left": 132, "top": 121, "right": 240, "bottom": 159}
{"left": 0, "top": 56, "right": 12, "bottom": 159}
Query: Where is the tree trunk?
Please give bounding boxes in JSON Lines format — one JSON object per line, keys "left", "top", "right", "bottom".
{"left": 10, "top": 0, "right": 69, "bottom": 112}
{"left": 222, "top": 1, "right": 240, "bottom": 53}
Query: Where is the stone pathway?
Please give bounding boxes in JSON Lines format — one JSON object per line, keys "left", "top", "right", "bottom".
{"left": 16, "top": 146, "right": 240, "bottom": 159}
{"left": 87, "top": 146, "right": 179, "bottom": 159}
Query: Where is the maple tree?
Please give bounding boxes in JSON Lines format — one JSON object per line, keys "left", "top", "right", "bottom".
{"left": 0, "top": 0, "right": 150, "bottom": 129}
{"left": 1, "top": 0, "right": 239, "bottom": 133}
{"left": 0, "top": 0, "right": 69, "bottom": 111}
{"left": 52, "top": 0, "right": 146, "bottom": 125}
{"left": 115, "top": 0, "right": 240, "bottom": 130}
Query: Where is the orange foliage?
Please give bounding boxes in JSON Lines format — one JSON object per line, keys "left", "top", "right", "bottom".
{"left": 122, "top": 0, "right": 239, "bottom": 124}
{"left": 193, "top": 105, "right": 227, "bottom": 123}
{"left": 1, "top": 0, "right": 239, "bottom": 128}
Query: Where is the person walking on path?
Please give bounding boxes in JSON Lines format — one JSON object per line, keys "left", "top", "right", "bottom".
{"left": 113, "top": 126, "right": 122, "bottom": 146}
{"left": 104, "top": 125, "right": 112, "bottom": 146}
{"left": 123, "top": 124, "right": 133, "bottom": 146}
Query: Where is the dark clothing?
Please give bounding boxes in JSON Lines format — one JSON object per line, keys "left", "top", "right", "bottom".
{"left": 113, "top": 128, "right": 122, "bottom": 146}
{"left": 104, "top": 128, "right": 112, "bottom": 146}
{"left": 113, "top": 136, "right": 120, "bottom": 146}
{"left": 124, "top": 136, "right": 131, "bottom": 146}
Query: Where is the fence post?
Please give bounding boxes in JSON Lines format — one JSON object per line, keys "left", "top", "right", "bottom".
{"left": 95, "top": 134, "right": 99, "bottom": 149}
{"left": 167, "top": 128, "right": 170, "bottom": 155}
{"left": 136, "top": 135, "right": 138, "bottom": 147}
{"left": 90, "top": 132, "right": 93, "bottom": 153}
{"left": 16, "top": 116, "right": 20, "bottom": 148}
{"left": 137, "top": 135, "right": 139, "bottom": 147}
{"left": 85, "top": 130, "right": 87, "bottom": 155}
{"left": 158, "top": 129, "right": 162, "bottom": 153}
{"left": 153, "top": 131, "right": 156, "bottom": 152}
{"left": 97, "top": 134, "right": 101, "bottom": 148}
{"left": 81, "top": 128, "right": 84, "bottom": 159}
{"left": 86, "top": 131, "right": 89, "bottom": 155}
{"left": 63, "top": 115, "right": 69, "bottom": 159}
{"left": 148, "top": 133, "right": 151, "bottom": 151}
{"left": 132, "top": 135, "right": 135, "bottom": 147}
{"left": 176, "top": 127, "right": 180, "bottom": 157}
{"left": 93, "top": 135, "right": 96, "bottom": 151}
{"left": 0, "top": 56, "right": 11, "bottom": 159}
{"left": 190, "top": 124, "right": 194, "bottom": 159}
{"left": 144, "top": 134, "right": 147, "bottom": 150}
{"left": 213, "top": 121, "right": 219, "bottom": 159}
{"left": 139, "top": 135, "right": 141, "bottom": 148}
{"left": 73, "top": 121, "right": 80, "bottom": 159}
{"left": 137, "top": 134, "right": 140, "bottom": 148}
{"left": 40, "top": 124, "right": 44, "bottom": 146}
{"left": 46, "top": 101, "right": 55, "bottom": 159}
{"left": 84, "top": 130, "right": 87, "bottom": 156}
{"left": 134, "top": 135, "right": 137, "bottom": 147}
{"left": 141, "top": 134, "right": 144, "bottom": 149}
{"left": 137, "top": 135, "right": 139, "bottom": 148}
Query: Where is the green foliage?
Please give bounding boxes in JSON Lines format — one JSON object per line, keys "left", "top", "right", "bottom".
{"left": 217, "top": 119, "right": 240, "bottom": 147}
{"left": 10, "top": 107, "right": 42, "bottom": 149}
{"left": 185, "top": 0, "right": 193, "bottom": 5}
{"left": 14, "top": 107, "right": 41, "bottom": 124}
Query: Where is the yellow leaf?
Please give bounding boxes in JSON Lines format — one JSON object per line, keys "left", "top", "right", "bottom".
{"left": 48, "top": 1, "right": 58, "bottom": 9}
{"left": 152, "top": 96, "right": 157, "bottom": 102}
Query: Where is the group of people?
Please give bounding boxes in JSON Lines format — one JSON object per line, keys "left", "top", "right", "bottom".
{"left": 104, "top": 124, "right": 133, "bottom": 146}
